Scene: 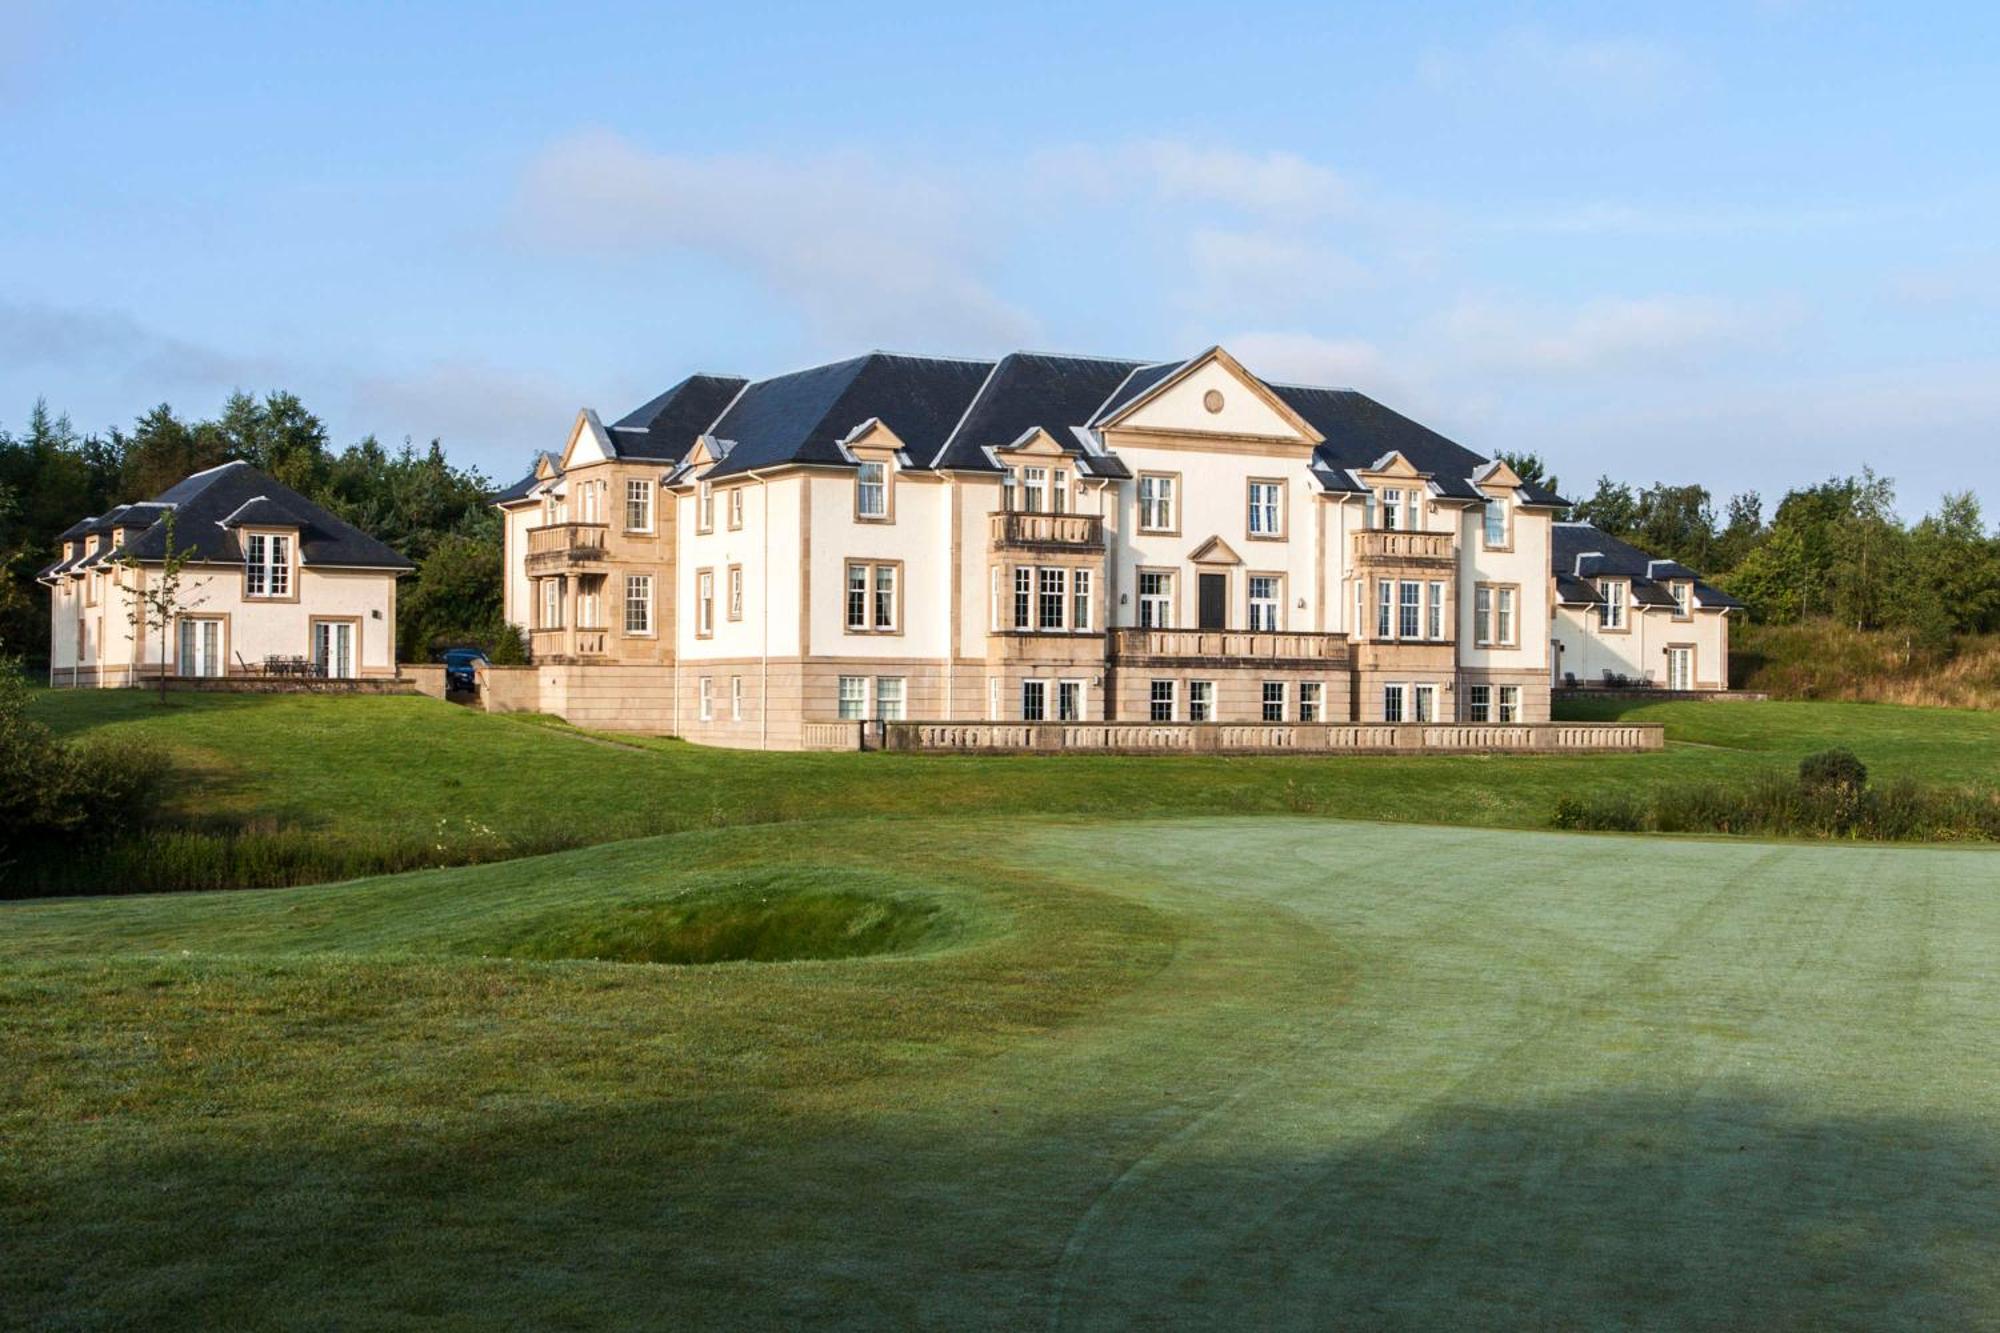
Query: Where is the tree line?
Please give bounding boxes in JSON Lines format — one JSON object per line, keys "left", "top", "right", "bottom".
{"left": 0, "top": 392, "right": 527, "bottom": 668}
{"left": 1500, "top": 453, "right": 2000, "bottom": 651}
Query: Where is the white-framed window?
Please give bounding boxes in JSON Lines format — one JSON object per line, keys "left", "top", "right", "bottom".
{"left": 729, "top": 487, "right": 745, "bottom": 529}
{"left": 698, "top": 676, "right": 713, "bottom": 721}
{"left": 1052, "top": 469, "right": 1069, "bottom": 515}
{"left": 696, "top": 570, "right": 714, "bottom": 637}
{"left": 1380, "top": 488, "right": 1402, "bottom": 530}
{"left": 1261, "top": 681, "right": 1285, "bottom": 722}
{"left": 1496, "top": 587, "right": 1516, "bottom": 646}
{"left": 1248, "top": 481, "right": 1282, "bottom": 537}
{"left": 1071, "top": 569, "right": 1093, "bottom": 632}
{"left": 1383, "top": 683, "right": 1406, "bottom": 724}
{"left": 1013, "top": 566, "right": 1033, "bottom": 630}
{"left": 1399, "top": 581, "right": 1421, "bottom": 639}
{"left": 728, "top": 566, "right": 743, "bottom": 621}
{"left": 177, "top": 617, "right": 223, "bottom": 678}
{"left": 1248, "top": 575, "right": 1279, "bottom": 632}
{"left": 875, "top": 676, "right": 906, "bottom": 721}
{"left": 1467, "top": 684, "right": 1492, "bottom": 723}
{"left": 1001, "top": 469, "right": 1017, "bottom": 512}
{"left": 1599, "top": 580, "right": 1628, "bottom": 630}
{"left": 845, "top": 562, "right": 897, "bottom": 632}
{"left": 1413, "top": 683, "right": 1437, "bottom": 723}
{"left": 1149, "top": 679, "right": 1176, "bottom": 722}
{"left": 1139, "top": 571, "right": 1173, "bottom": 628}
{"left": 1299, "top": 681, "right": 1323, "bottom": 723}
{"left": 1427, "top": 581, "right": 1446, "bottom": 640}
{"left": 625, "top": 479, "right": 653, "bottom": 532}
{"left": 1376, "top": 579, "right": 1393, "bottom": 639}
{"left": 1021, "top": 678, "right": 1048, "bottom": 721}
{"left": 1023, "top": 467, "right": 1048, "bottom": 514}
{"left": 1057, "top": 679, "right": 1083, "bottom": 722}
{"left": 731, "top": 675, "right": 744, "bottom": 721}
{"left": 698, "top": 480, "right": 715, "bottom": 532}
{"left": 540, "top": 579, "right": 562, "bottom": 629}
{"left": 1476, "top": 587, "right": 1492, "bottom": 645}
{"left": 1138, "top": 474, "right": 1175, "bottom": 531}
{"left": 1672, "top": 581, "right": 1692, "bottom": 618}
{"left": 1499, "top": 685, "right": 1522, "bottom": 723}
{"left": 1483, "top": 497, "right": 1507, "bottom": 548}
{"left": 1038, "top": 567, "right": 1067, "bottom": 630}
{"left": 244, "top": 532, "right": 291, "bottom": 598}
{"left": 987, "top": 676, "right": 1000, "bottom": 720}
{"left": 856, "top": 461, "right": 888, "bottom": 519}
{"left": 837, "top": 675, "right": 867, "bottom": 720}
{"left": 625, "top": 574, "right": 652, "bottom": 635}
{"left": 1189, "top": 680, "right": 1214, "bottom": 722}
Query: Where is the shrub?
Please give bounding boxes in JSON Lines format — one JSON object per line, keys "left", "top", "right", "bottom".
{"left": 1798, "top": 747, "right": 1867, "bottom": 795}
{"left": 1548, "top": 765, "right": 2000, "bottom": 843}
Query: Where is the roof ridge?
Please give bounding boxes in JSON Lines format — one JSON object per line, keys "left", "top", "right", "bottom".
{"left": 930, "top": 356, "right": 1006, "bottom": 468}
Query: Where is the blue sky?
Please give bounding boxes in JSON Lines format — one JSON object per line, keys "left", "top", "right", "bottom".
{"left": 2, "top": 1, "right": 1996, "bottom": 512}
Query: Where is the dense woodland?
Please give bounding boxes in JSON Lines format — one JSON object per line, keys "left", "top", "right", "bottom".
{"left": 1, "top": 395, "right": 1995, "bottom": 671}
{"left": 0, "top": 393, "right": 527, "bottom": 668}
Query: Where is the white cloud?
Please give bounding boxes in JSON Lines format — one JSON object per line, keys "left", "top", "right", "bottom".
{"left": 1032, "top": 140, "right": 1349, "bottom": 219}
{"left": 515, "top": 129, "right": 1034, "bottom": 350}
{"left": 1180, "top": 228, "right": 1369, "bottom": 321}
{"left": 0, "top": 297, "right": 279, "bottom": 389}
{"left": 1438, "top": 295, "right": 1773, "bottom": 374}
{"left": 1417, "top": 30, "right": 1686, "bottom": 104}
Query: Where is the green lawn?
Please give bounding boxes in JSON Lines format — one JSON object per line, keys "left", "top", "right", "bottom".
{"left": 6, "top": 815, "right": 1999, "bottom": 1327}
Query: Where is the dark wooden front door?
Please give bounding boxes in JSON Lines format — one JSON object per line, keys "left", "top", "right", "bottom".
{"left": 1198, "top": 572, "right": 1227, "bottom": 629}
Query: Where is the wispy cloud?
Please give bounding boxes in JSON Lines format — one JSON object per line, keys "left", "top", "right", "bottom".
{"left": 1035, "top": 140, "right": 1350, "bottom": 219}
{"left": 1438, "top": 294, "right": 1779, "bottom": 374}
{"left": 0, "top": 296, "right": 279, "bottom": 390}
{"left": 1417, "top": 30, "right": 1687, "bottom": 104}
{"left": 515, "top": 129, "right": 1034, "bottom": 350}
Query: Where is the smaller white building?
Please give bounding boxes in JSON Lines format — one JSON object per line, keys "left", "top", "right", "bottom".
{"left": 1550, "top": 522, "right": 1739, "bottom": 691}
{"left": 39, "top": 461, "right": 411, "bottom": 687}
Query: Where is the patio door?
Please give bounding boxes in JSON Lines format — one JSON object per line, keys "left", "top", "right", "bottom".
{"left": 313, "top": 621, "right": 355, "bottom": 679}
{"left": 1666, "top": 646, "right": 1693, "bottom": 692}
{"left": 177, "top": 617, "right": 222, "bottom": 677}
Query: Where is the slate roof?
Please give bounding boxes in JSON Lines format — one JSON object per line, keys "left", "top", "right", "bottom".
{"left": 1270, "top": 385, "right": 1567, "bottom": 506}
{"left": 490, "top": 453, "right": 555, "bottom": 504}
{"left": 1084, "top": 359, "right": 1184, "bottom": 426}
{"left": 112, "top": 461, "right": 410, "bottom": 570}
{"left": 608, "top": 373, "right": 748, "bottom": 460}
{"left": 931, "top": 352, "right": 1146, "bottom": 471}
{"left": 1552, "top": 522, "right": 1736, "bottom": 612}
{"left": 699, "top": 352, "right": 994, "bottom": 481}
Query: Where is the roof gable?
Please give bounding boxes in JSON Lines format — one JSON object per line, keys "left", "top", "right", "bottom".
{"left": 933, "top": 352, "right": 1146, "bottom": 470}
{"left": 559, "top": 409, "right": 616, "bottom": 469}
{"left": 1100, "top": 347, "right": 1322, "bottom": 444}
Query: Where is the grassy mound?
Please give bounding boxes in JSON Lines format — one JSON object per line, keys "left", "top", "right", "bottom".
{"left": 469, "top": 867, "right": 963, "bottom": 965}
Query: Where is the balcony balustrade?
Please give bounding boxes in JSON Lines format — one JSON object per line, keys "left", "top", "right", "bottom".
{"left": 1109, "top": 627, "right": 1351, "bottom": 665}
{"left": 989, "top": 511, "right": 1104, "bottom": 550}
{"left": 525, "top": 522, "right": 609, "bottom": 570}
{"left": 1352, "top": 530, "right": 1454, "bottom": 564}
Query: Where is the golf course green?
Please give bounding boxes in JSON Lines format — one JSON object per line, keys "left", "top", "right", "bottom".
{"left": 7, "top": 811, "right": 1998, "bottom": 1328}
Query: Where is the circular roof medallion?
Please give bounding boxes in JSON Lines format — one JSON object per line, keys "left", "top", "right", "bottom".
{"left": 1202, "top": 389, "right": 1225, "bottom": 414}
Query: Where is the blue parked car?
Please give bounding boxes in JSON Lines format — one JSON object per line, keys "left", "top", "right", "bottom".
{"left": 442, "top": 648, "right": 489, "bottom": 693}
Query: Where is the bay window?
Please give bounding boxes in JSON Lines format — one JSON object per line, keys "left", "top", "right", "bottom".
{"left": 1038, "top": 567, "right": 1066, "bottom": 630}
{"left": 1399, "top": 581, "right": 1421, "bottom": 639}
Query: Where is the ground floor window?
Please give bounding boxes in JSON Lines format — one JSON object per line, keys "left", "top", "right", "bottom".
{"left": 837, "top": 675, "right": 867, "bottom": 720}
{"left": 1022, "top": 679, "right": 1047, "bottom": 721}
{"left": 1149, "top": 679, "right": 1175, "bottom": 722}
{"left": 1499, "top": 685, "right": 1522, "bottom": 723}
{"left": 1413, "top": 683, "right": 1437, "bottom": 723}
{"left": 731, "top": 675, "right": 744, "bottom": 722}
{"left": 1189, "top": 680, "right": 1214, "bottom": 722}
{"left": 1299, "top": 681, "right": 1322, "bottom": 723}
{"left": 177, "top": 617, "right": 223, "bottom": 677}
{"left": 311, "top": 620, "right": 355, "bottom": 680}
{"left": 875, "top": 676, "right": 906, "bottom": 721}
{"left": 1262, "top": 681, "right": 1285, "bottom": 722}
{"left": 987, "top": 676, "right": 999, "bottom": 720}
{"left": 698, "top": 676, "right": 713, "bottom": 722}
{"left": 1467, "top": 683, "right": 1492, "bottom": 722}
{"left": 1383, "top": 683, "right": 1406, "bottom": 723}
{"left": 1057, "top": 679, "right": 1083, "bottom": 722}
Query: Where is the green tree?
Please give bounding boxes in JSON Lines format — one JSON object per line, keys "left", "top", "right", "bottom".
{"left": 1571, "top": 476, "right": 1639, "bottom": 537}
{"left": 1495, "top": 450, "right": 1559, "bottom": 497}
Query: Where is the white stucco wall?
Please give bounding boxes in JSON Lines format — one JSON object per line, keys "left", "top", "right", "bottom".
{"left": 1553, "top": 602, "right": 1731, "bottom": 689}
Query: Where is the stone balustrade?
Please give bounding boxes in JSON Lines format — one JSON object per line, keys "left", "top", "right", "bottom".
{"left": 876, "top": 720, "right": 1663, "bottom": 754}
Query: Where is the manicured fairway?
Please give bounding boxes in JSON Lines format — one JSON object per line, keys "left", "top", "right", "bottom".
{"left": 6, "top": 816, "right": 1999, "bottom": 1328}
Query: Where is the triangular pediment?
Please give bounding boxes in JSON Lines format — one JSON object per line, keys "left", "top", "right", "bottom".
{"left": 1357, "top": 450, "right": 1428, "bottom": 483}
{"left": 533, "top": 452, "right": 558, "bottom": 482}
{"left": 1188, "top": 534, "right": 1243, "bottom": 565}
{"left": 839, "top": 417, "right": 907, "bottom": 455}
{"left": 558, "top": 409, "right": 616, "bottom": 470}
{"left": 1472, "top": 457, "right": 1523, "bottom": 491}
{"left": 1102, "top": 346, "right": 1322, "bottom": 444}
{"left": 993, "top": 426, "right": 1067, "bottom": 458}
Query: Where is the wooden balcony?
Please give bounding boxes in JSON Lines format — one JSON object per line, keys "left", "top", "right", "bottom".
{"left": 525, "top": 522, "right": 609, "bottom": 570}
{"left": 1110, "top": 627, "right": 1351, "bottom": 666}
{"left": 1352, "top": 530, "right": 1454, "bottom": 565}
{"left": 989, "top": 511, "right": 1104, "bottom": 551}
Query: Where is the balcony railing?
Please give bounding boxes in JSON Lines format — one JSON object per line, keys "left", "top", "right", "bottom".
{"left": 1353, "top": 530, "right": 1454, "bottom": 563}
{"left": 528, "top": 625, "right": 607, "bottom": 660}
{"left": 1110, "top": 627, "right": 1351, "bottom": 664}
{"left": 525, "top": 522, "right": 609, "bottom": 568}
{"left": 989, "top": 511, "right": 1104, "bottom": 550}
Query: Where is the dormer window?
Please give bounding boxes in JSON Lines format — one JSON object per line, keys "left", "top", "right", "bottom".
{"left": 244, "top": 532, "right": 292, "bottom": 598}
{"left": 1672, "top": 581, "right": 1692, "bottom": 618}
{"left": 1483, "top": 497, "right": 1509, "bottom": 549}
{"left": 856, "top": 461, "right": 889, "bottom": 520}
{"left": 1598, "top": 579, "right": 1628, "bottom": 630}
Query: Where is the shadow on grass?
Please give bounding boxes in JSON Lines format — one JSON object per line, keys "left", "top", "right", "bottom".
{"left": 10, "top": 1087, "right": 1995, "bottom": 1329}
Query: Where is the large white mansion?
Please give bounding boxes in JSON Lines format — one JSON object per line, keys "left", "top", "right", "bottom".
{"left": 494, "top": 345, "right": 1735, "bottom": 748}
